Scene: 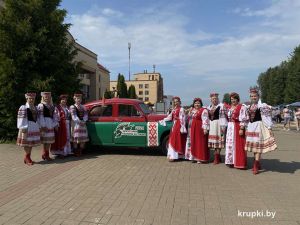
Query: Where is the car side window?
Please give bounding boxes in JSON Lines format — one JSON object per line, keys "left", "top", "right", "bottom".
{"left": 119, "top": 104, "right": 140, "bottom": 117}
{"left": 89, "top": 105, "right": 113, "bottom": 117}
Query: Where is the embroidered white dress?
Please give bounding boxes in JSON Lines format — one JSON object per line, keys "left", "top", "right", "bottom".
{"left": 38, "top": 103, "right": 58, "bottom": 144}
{"left": 245, "top": 102, "right": 277, "bottom": 153}
{"left": 207, "top": 103, "right": 228, "bottom": 149}
{"left": 70, "top": 104, "right": 89, "bottom": 143}
{"left": 17, "top": 103, "right": 41, "bottom": 147}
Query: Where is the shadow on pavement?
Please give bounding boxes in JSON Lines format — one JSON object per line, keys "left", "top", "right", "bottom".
{"left": 258, "top": 158, "right": 300, "bottom": 174}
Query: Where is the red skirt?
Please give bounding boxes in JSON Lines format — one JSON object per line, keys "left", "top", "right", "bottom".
{"left": 169, "top": 120, "right": 186, "bottom": 155}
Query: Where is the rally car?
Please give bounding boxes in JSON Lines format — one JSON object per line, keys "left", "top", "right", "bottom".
{"left": 84, "top": 98, "right": 172, "bottom": 154}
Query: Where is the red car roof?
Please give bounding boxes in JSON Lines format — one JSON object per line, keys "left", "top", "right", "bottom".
{"left": 84, "top": 98, "right": 144, "bottom": 108}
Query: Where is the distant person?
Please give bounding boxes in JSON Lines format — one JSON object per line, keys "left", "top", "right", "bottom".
{"left": 245, "top": 88, "right": 277, "bottom": 175}
{"left": 159, "top": 96, "right": 187, "bottom": 162}
{"left": 275, "top": 108, "right": 282, "bottom": 123}
{"left": 283, "top": 106, "right": 291, "bottom": 130}
{"left": 295, "top": 107, "right": 300, "bottom": 131}
{"left": 17, "top": 92, "right": 41, "bottom": 165}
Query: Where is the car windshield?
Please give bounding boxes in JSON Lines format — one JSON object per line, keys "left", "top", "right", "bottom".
{"left": 139, "top": 103, "right": 151, "bottom": 114}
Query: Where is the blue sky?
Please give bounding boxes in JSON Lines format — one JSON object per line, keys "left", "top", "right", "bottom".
{"left": 60, "top": 0, "right": 300, "bottom": 105}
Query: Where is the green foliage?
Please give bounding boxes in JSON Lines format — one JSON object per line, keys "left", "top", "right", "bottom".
{"left": 104, "top": 89, "right": 113, "bottom": 99}
{"left": 116, "top": 73, "right": 128, "bottom": 98}
{"left": 258, "top": 45, "right": 300, "bottom": 105}
{"left": 128, "top": 85, "right": 137, "bottom": 99}
{"left": 0, "top": 0, "right": 81, "bottom": 140}
{"left": 222, "top": 93, "right": 230, "bottom": 104}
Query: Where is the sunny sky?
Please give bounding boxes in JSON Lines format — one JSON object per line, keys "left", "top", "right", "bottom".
{"left": 60, "top": 0, "right": 300, "bottom": 105}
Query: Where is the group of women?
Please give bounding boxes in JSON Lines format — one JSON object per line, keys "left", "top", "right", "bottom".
{"left": 17, "top": 92, "right": 89, "bottom": 166}
{"left": 160, "top": 89, "right": 277, "bottom": 175}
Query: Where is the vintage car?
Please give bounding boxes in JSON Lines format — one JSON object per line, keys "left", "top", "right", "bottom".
{"left": 84, "top": 98, "right": 172, "bottom": 154}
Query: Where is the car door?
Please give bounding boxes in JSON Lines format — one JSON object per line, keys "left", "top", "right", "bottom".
{"left": 113, "top": 104, "right": 147, "bottom": 146}
{"left": 87, "top": 104, "right": 114, "bottom": 145}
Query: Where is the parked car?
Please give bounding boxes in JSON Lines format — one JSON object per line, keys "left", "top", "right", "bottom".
{"left": 84, "top": 98, "right": 172, "bottom": 154}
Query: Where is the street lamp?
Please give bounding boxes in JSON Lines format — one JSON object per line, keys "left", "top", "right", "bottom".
{"left": 128, "top": 42, "right": 131, "bottom": 81}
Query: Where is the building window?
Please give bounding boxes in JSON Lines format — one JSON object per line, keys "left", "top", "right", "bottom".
{"left": 139, "top": 84, "right": 143, "bottom": 89}
{"left": 145, "top": 84, "right": 149, "bottom": 89}
{"left": 139, "top": 91, "right": 143, "bottom": 95}
{"left": 99, "top": 74, "right": 101, "bottom": 82}
{"left": 152, "top": 75, "right": 154, "bottom": 80}
{"left": 86, "top": 73, "right": 91, "bottom": 79}
{"left": 138, "top": 98, "right": 143, "bottom": 101}
{"left": 145, "top": 97, "right": 149, "bottom": 101}
{"left": 82, "top": 84, "right": 90, "bottom": 99}
{"left": 145, "top": 91, "right": 149, "bottom": 95}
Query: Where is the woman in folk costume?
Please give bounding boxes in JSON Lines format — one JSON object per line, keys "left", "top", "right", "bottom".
{"left": 38, "top": 92, "right": 58, "bottom": 161}
{"left": 17, "top": 92, "right": 41, "bottom": 165}
{"left": 70, "top": 93, "right": 89, "bottom": 156}
{"left": 207, "top": 93, "right": 228, "bottom": 164}
{"left": 50, "top": 94, "right": 72, "bottom": 157}
{"left": 185, "top": 98, "right": 210, "bottom": 163}
{"left": 225, "top": 92, "right": 248, "bottom": 169}
{"left": 159, "top": 96, "right": 187, "bottom": 162}
{"left": 245, "top": 88, "right": 277, "bottom": 175}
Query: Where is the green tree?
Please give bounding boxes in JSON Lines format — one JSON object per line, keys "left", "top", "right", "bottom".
{"left": 116, "top": 73, "right": 128, "bottom": 98}
{"left": 222, "top": 93, "right": 230, "bottom": 104}
{"left": 0, "top": 0, "right": 81, "bottom": 140}
{"left": 128, "top": 85, "right": 137, "bottom": 99}
{"left": 104, "top": 89, "right": 113, "bottom": 99}
{"left": 284, "top": 46, "right": 300, "bottom": 103}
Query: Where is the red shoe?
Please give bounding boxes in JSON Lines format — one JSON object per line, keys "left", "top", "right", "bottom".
{"left": 24, "top": 154, "right": 33, "bottom": 166}
{"left": 213, "top": 153, "right": 221, "bottom": 164}
{"left": 42, "top": 150, "right": 52, "bottom": 161}
{"left": 253, "top": 160, "right": 259, "bottom": 175}
{"left": 257, "top": 161, "right": 261, "bottom": 170}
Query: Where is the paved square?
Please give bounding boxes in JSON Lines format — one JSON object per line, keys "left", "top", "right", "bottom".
{"left": 0, "top": 125, "right": 299, "bottom": 225}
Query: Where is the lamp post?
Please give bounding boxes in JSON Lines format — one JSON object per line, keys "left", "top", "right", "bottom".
{"left": 128, "top": 42, "right": 131, "bottom": 81}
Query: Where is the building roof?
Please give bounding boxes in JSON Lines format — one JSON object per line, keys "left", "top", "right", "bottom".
{"left": 97, "top": 63, "right": 110, "bottom": 73}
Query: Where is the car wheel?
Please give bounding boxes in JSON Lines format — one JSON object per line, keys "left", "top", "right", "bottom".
{"left": 161, "top": 135, "right": 169, "bottom": 155}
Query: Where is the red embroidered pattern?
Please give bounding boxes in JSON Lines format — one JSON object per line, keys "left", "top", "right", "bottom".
{"left": 148, "top": 122, "right": 158, "bottom": 147}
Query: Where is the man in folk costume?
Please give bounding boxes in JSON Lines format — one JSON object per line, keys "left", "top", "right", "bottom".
{"left": 225, "top": 92, "right": 248, "bottom": 169}
{"left": 70, "top": 93, "right": 89, "bottom": 156}
{"left": 17, "top": 92, "right": 41, "bottom": 165}
{"left": 245, "top": 88, "right": 277, "bottom": 175}
{"left": 38, "top": 92, "right": 58, "bottom": 160}
{"left": 159, "top": 96, "right": 187, "bottom": 162}
{"left": 185, "top": 98, "right": 210, "bottom": 163}
{"left": 50, "top": 94, "right": 72, "bottom": 157}
{"left": 207, "top": 93, "right": 228, "bottom": 164}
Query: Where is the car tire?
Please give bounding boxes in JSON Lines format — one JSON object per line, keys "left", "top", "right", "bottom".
{"left": 161, "top": 135, "right": 169, "bottom": 155}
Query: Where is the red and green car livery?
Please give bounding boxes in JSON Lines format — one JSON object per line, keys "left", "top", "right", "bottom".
{"left": 84, "top": 98, "right": 172, "bottom": 154}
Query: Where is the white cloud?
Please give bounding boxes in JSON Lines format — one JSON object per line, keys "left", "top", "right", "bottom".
{"left": 68, "top": 2, "right": 300, "bottom": 104}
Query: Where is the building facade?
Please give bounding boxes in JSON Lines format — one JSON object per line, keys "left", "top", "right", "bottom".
{"left": 110, "top": 71, "right": 164, "bottom": 104}
{"left": 67, "top": 32, "right": 110, "bottom": 102}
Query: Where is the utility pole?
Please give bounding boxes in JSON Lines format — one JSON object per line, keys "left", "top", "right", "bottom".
{"left": 128, "top": 42, "right": 131, "bottom": 80}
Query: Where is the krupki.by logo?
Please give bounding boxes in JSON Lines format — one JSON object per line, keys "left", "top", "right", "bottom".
{"left": 237, "top": 210, "right": 276, "bottom": 219}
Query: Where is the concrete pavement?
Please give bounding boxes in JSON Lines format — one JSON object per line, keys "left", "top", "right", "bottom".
{"left": 0, "top": 125, "right": 299, "bottom": 225}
